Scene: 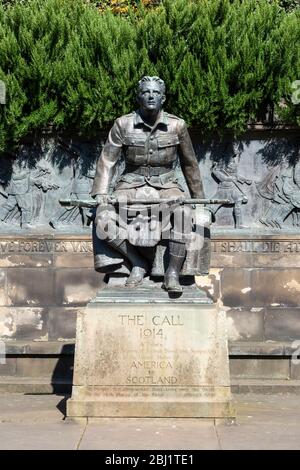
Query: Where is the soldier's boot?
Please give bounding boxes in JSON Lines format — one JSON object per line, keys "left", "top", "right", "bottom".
{"left": 276, "top": 204, "right": 293, "bottom": 228}
{"left": 233, "top": 203, "right": 243, "bottom": 228}
{"left": 82, "top": 209, "right": 91, "bottom": 228}
{"left": 22, "top": 210, "right": 33, "bottom": 229}
{"left": 163, "top": 241, "right": 186, "bottom": 293}
{"left": 109, "top": 239, "right": 148, "bottom": 287}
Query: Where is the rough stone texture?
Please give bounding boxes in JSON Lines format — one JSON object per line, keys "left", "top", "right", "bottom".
{"left": 0, "top": 393, "right": 67, "bottom": 423}
{"left": 0, "top": 270, "right": 8, "bottom": 307}
{"left": 0, "top": 230, "right": 299, "bottom": 384}
{"left": 68, "top": 297, "right": 233, "bottom": 418}
{"left": 16, "top": 357, "right": 62, "bottom": 378}
{"left": 3, "top": 340, "right": 75, "bottom": 355}
{"left": 226, "top": 308, "right": 264, "bottom": 342}
{"left": 230, "top": 358, "right": 290, "bottom": 380}
{"left": 79, "top": 419, "right": 219, "bottom": 450}
{"left": 230, "top": 379, "right": 300, "bottom": 394}
{"left": 291, "top": 363, "right": 300, "bottom": 380}
{"left": 6, "top": 269, "right": 55, "bottom": 307}
{"left": 195, "top": 269, "right": 221, "bottom": 303}
{"left": 54, "top": 253, "right": 94, "bottom": 268}
{"left": 211, "top": 234, "right": 300, "bottom": 269}
{"left": 265, "top": 308, "right": 300, "bottom": 341}
{"left": 216, "top": 394, "right": 300, "bottom": 450}
{"left": 0, "top": 423, "right": 83, "bottom": 450}
{"left": 0, "top": 358, "right": 17, "bottom": 376}
{"left": 2, "top": 393, "right": 300, "bottom": 449}
{"left": 221, "top": 268, "right": 300, "bottom": 308}
{"left": 48, "top": 307, "right": 78, "bottom": 340}
{"left": 0, "top": 307, "right": 48, "bottom": 340}
{"left": 54, "top": 268, "right": 99, "bottom": 306}
{"left": 0, "top": 234, "right": 298, "bottom": 353}
{"left": 15, "top": 356, "right": 73, "bottom": 379}
{"left": 0, "top": 253, "right": 53, "bottom": 268}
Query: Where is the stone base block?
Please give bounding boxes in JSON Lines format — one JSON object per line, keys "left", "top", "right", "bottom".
{"left": 67, "top": 398, "right": 234, "bottom": 418}
{"left": 67, "top": 286, "right": 234, "bottom": 418}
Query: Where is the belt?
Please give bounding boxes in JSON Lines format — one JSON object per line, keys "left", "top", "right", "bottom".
{"left": 125, "top": 164, "right": 174, "bottom": 177}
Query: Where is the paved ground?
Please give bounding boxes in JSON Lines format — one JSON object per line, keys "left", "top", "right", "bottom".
{"left": 0, "top": 393, "right": 299, "bottom": 450}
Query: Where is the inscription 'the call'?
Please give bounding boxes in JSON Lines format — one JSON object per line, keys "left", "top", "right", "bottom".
{"left": 118, "top": 314, "right": 184, "bottom": 327}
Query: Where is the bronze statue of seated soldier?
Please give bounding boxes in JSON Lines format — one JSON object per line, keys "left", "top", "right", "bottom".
{"left": 91, "top": 76, "right": 212, "bottom": 292}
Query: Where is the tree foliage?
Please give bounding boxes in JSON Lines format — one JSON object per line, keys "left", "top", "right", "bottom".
{"left": 0, "top": 0, "right": 299, "bottom": 153}
{"left": 277, "top": 0, "right": 300, "bottom": 12}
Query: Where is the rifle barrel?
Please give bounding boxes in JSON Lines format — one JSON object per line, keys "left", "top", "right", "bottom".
{"left": 59, "top": 198, "right": 232, "bottom": 207}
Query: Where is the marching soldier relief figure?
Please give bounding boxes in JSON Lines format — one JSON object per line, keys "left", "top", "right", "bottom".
{"left": 209, "top": 144, "right": 252, "bottom": 229}
{"left": 0, "top": 160, "right": 33, "bottom": 228}
{"left": 91, "top": 76, "right": 207, "bottom": 292}
{"left": 51, "top": 158, "right": 95, "bottom": 229}
{"left": 0, "top": 157, "right": 59, "bottom": 229}
{"left": 257, "top": 159, "right": 300, "bottom": 228}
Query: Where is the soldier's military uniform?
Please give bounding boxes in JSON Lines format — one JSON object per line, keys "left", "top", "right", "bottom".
{"left": 0, "top": 169, "right": 32, "bottom": 226}
{"left": 92, "top": 110, "right": 203, "bottom": 199}
{"left": 210, "top": 158, "right": 249, "bottom": 228}
{"left": 51, "top": 160, "right": 95, "bottom": 228}
{"left": 92, "top": 109, "right": 206, "bottom": 287}
{"left": 257, "top": 160, "right": 300, "bottom": 228}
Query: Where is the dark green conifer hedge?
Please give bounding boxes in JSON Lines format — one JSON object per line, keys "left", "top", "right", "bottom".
{"left": 0, "top": 0, "right": 299, "bottom": 153}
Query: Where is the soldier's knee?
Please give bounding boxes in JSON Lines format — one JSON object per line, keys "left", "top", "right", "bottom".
{"left": 95, "top": 206, "right": 120, "bottom": 240}
{"left": 96, "top": 210, "right": 113, "bottom": 229}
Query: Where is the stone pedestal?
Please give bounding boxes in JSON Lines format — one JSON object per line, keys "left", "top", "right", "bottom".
{"left": 67, "top": 286, "right": 234, "bottom": 418}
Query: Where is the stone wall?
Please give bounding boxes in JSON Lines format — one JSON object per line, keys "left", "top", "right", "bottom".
{"left": 0, "top": 230, "right": 299, "bottom": 392}
{"left": 0, "top": 127, "right": 299, "bottom": 391}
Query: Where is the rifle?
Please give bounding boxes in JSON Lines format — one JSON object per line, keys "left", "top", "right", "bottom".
{"left": 59, "top": 197, "right": 232, "bottom": 208}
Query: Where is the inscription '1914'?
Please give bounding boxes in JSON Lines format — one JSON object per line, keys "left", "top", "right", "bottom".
{"left": 118, "top": 314, "right": 184, "bottom": 340}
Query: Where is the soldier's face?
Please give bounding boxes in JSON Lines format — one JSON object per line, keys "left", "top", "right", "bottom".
{"left": 138, "top": 82, "right": 165, "bottom": 113}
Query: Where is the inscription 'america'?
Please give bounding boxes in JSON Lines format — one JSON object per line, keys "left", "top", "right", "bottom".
{"left": 131, "top": 360, "right": 173, "bottom": 369}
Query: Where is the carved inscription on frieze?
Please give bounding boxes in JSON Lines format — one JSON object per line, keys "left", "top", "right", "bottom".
{"left": 0, "top": 240, "right": 93, "bottom": 254}
{"left": 1, "top": 238, "right": 299, "bottom": 255}
{"left": 211, "top": 240, "right": 300, "bottom": 253}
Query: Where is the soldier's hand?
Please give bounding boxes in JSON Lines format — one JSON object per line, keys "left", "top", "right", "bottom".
{"left": 95, "top": 194, "right": 110, "bottom": 206}
{"left": 175, "top": 196, "right": 185, "bottom": 203}
{"left": 238, "top": 177, "right": 252, "bottom": 185}
{"left": 165, "top": 196, "right": 185, "bottom": 208}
